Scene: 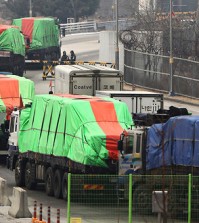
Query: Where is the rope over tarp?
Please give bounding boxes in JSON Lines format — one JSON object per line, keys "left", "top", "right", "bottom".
{"left": 18, "top": 94, "right": 133, "bottom": 167}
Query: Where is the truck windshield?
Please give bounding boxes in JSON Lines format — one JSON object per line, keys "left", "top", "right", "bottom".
{"left": 9, "top": 116, "right": 15, "bottom": 133}
{"left": 123, "top": 135, "right": 134, "bottom": 154}
{"left": 136, "top": 134, "right": 142, "bottom": 153}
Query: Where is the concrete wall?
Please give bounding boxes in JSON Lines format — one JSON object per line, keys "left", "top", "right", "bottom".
{"left": 99, "top": 31, "right": 124, "bottom": 73}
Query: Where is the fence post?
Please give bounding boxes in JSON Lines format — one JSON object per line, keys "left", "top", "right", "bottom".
{"left": 67, "top": 173, "right": 71, "bottom": 223}
{"left": 93, "top": 21, "right": 97, "bottom": 32}
{"left": 128, "top": 174, "right": 132, "bottom": 223}
{"left": 188, "top": 174, "right": 192, "bottom": 223}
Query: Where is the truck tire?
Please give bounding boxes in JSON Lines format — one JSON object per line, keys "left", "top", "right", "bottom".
{"left": 62, "top": 172, "right": 68, "bottom": 200}
{"left": 53, "top": 169, "right": 63, "bottom": 199}
{"left": 18, "top": 64, "right": 24, "bottom": 77}
{"left": 133, "top": 184, "right": 152, "bottom": 215}
{"left": 15, "top": 159, "right": 25, "bottom": 187}
{"left": 45, "top": 167, "right": 54, "bottom": 196}
{"left": 25, "top": 162, "right": 37, "bottom": 190}
{"left": 12, "top": 65, "right": 19, "bottom": 76}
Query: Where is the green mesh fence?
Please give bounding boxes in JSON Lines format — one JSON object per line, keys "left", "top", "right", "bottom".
{"left": 68, "top": 174, "right": 195, "bottom": 223}
{"left": 131, "top": 175, "right": 189, "bottom": 223}
{"left": 191, "top": 175, "right": 199, "bottom": 221}
{"left": 69, "top": 174, "right": 129, "bottom": 223}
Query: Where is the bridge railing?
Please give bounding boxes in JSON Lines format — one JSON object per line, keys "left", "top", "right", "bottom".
{"left": 60, "top": 21, "right": 97, "bottom": 36}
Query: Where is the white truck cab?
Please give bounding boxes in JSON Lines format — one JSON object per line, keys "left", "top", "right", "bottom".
{"left": 118, "top": 128, "right": 145, "bottom": 175}
{"left": 8, "top": 109, "right": 19, "bottom": 148}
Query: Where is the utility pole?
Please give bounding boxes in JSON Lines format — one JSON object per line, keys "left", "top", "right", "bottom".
{"left": 169, "top": 0, "right": 174, "bottom": 96}
{"left": 115, "top": 0, "right": 119, "bottom": 70}
{"left": 29, "top": 0, "right": 32, "bottom": 17}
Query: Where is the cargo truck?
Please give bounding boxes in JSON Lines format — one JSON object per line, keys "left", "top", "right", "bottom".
{"left": 54, "top": 64, "right": 123, "bottom": 96}
{"left": 6, "top": 91, "right": 189, "bottom": 204}
{"left": 0, "top": 25, "right": 25, "bottom": 76}
{"left": 6, "top": 94, "right": 133, "bottom": 199}
{"left": 95, "top": 90, "right": 164, "bottom": 115}
{"left": 0, "top": 74, "right": 34, "bottom": 156}
{"left": 12, "top": 17, "right": 61, "bottom": 61}
{"left": 117, "top": 111, "right": 199, "bottom": 218}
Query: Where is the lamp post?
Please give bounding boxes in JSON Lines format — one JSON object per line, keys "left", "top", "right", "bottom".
{"left": 115, "top": 0, "right": 119, "bottom": 70}
{"left": 29, "top": 0, "right": 32, "bottom": 17}
{"left": 169, "top": 0, "right": 174, "bottom": 96}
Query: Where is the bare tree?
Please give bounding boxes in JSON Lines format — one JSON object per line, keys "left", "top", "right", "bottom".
{"left": 120, "top": 1, "right": 198, "bottom": 59}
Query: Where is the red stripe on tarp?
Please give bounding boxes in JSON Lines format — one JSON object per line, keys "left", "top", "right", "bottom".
{"left": 22, "top": 18, "right": 34, "bottom": 43}
{"left": 89, "top": 100, "right": 123, "bottom": 160}
{"left": 0, "top": 78, "right": 21, "bottom": 119}
{"left": 0, "top": 25, "right": 16, "bottom": 35}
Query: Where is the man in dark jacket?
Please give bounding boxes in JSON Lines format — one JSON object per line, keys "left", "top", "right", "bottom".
{"left": 70, "top": 50, "right": 76, "bottom": 63}
{"left": 61, "top": 51, "right": 69, "bottom": 64}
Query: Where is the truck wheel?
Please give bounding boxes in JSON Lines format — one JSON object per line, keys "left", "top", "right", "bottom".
{"left": 12, "top": 65, "right": 19, "bottom": 76}
{"left": 18, "top": 65, "right": 24, "bottom": 77}
{"left": 53, "top": 169, "right": 63, "bottom": 199}
{"left": 45, "top": 167, "right": 54, "bottom": 196}
{"left": 133, "top": 184, "right": 152, "bottom": 215}
{"left": 25, "top": 162, "right": 37, "bottom": 190}
{"left": 15, "top": 159, "right": 25, "bottom": 186}
{"left": 62, "top": 172, "right": 68, "bottom": 200}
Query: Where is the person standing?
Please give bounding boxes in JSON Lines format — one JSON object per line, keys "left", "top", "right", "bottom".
{"left": 70, "top": 50, "right": 76, "bottom": 64}
{"left": 61, "top": 51, "right": 69, "bottom": 64}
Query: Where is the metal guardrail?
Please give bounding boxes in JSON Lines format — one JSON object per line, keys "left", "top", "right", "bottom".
{"left": 124, "top": 48, "right": 199, "bottom": 99}
{"left": 59, "top": 19, "right": 134, "bottom": 35}
{"left": 60, "top": 21, "right": 97, "bottom": 35}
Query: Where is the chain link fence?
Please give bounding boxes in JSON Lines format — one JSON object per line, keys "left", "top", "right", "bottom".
{"left": 124, "top": 48, "right": 199, "bottom": 99}
{"left": 66, "top": 173, "right": 199, "bottom": 223}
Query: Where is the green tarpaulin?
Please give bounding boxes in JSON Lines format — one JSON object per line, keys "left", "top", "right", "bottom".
{"left": 18, "top": 94, "right": 133, "bottom": 167}
{"left": 0, "top": 25, "right": 25, "bottom": 56}
{"left": 12, "top": 17, "right": 60, "bottom": 51}
{"left": 0, "top": 74, "right": 35, "bottom": 117}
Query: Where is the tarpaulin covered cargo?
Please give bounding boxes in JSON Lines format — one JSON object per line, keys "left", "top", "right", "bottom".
{"left": 146, "top": 116, "right": 199, "bottom": 170}
{"left": 12, "top": 17, "right": 60, "bottom": 51}
{"left": 0, "top": 74, "right": 35, "bottom": 119}
{"left": 18, "top": 94, "right": 133, "bottom": 167}
{"left": 0, "top": 25, "right": 25, "bottom": 56}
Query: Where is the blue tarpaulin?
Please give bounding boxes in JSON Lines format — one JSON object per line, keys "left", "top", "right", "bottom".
{"left": 146, "top": 116, "right": 199, "bottom": 170}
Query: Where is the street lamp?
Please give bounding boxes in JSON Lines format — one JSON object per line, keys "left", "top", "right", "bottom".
{"left": 29, "top": 0, "right": 32, "bottom": 17}
{"left": 169, "top": 0, "right": 174, "bottom": 96}
{"left": 115, "top": 0, "right": 119, "bottom": 70}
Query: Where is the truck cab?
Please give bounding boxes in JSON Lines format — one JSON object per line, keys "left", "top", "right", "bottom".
{"left": 118, "top": 128, "right": 145, "bottom": 176}
{"left": 8, "top": 109, "right": 19, "bottom": 147}
{"left": 7, "top": 109, "right": 19, "bottom": 170}
{"left": 118, "top": 106, "right": 190, "bottom": 176}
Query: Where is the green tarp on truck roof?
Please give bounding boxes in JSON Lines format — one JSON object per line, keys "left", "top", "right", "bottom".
{"left": 12, "top": 17, "right": 60, "bottom": 51}
{"left": 0, "top": 74, "right": 35, "bottom": 117}
{"left": 0, "top": 25, "right": 25, "bottom": 56}
{"left": 18, "top": 94, "right": 133, "bottom": 167}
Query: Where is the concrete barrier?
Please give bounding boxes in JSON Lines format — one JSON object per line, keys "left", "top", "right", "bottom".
{"left": 0, "top": 177, "right": 11, "bottom": 206}
{"left": 8, "top": 187, "right": 32, "bottom": 218}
